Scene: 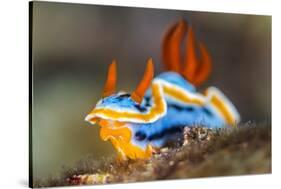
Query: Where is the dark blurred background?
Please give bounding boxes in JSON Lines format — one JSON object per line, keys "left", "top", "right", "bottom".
{"left": 31, "top": 1, "right": 271, "bottom": 179}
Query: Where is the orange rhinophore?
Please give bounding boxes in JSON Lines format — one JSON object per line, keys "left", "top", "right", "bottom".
{"left": 162, "top": 19, "right": 212, "bottom": 86}
{"left": 102, "top": 60, "right": 117, "bottom": 97}
{"left": 131, "top": 58, "right": 154, "bottom": 103}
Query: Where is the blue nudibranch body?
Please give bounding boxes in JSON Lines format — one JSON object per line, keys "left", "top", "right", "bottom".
{"left": 85, "top": 20, "right": 240, "bottom": 159}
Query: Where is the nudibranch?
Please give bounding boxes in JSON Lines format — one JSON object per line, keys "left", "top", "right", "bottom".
{"left": 85, "top": 20, "right": 240, "bottom": 160}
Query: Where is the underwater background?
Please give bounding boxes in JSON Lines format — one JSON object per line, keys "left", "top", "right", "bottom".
{"left": 31, "top": 1, "right": 271, "bottom": 179}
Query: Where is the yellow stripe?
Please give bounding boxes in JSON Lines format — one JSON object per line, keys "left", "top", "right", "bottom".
{"left": 90, "top": 83, "right": 165, "bottom": 122}
{"left": 162, "top": 82, "right": 236, "bottom": 125}
{"left": 162, "top": 85, "right": 204, "bottom": 106}
{"left": 209, "top": 95, "right": 235, "bottom": 125}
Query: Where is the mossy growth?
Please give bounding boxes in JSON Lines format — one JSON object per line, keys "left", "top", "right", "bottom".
{"left": 33, "top": 123, "right": 271, "bottom": 187}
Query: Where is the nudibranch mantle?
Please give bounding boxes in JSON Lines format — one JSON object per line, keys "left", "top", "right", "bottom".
{"left": 86, "top": 75, "right": 239, "bottom": 125}
{"left": 84, "top": 20, "right": 240, "bottom": 160}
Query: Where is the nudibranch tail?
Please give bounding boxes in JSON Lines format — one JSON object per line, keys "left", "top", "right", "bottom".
{"left": 205, "top": 87, "right": 240, "bottom": 125}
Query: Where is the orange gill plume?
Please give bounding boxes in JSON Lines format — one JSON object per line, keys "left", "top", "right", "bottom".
{"left": 102, "top": 59, "right": 117, "bottom": 97}
{"left": 162, "top": 19, "right": 187, "bottom": 72}
{"left": 162, "top": 19, "right": 212, "bottom": 86}
{"left": 131, "top": 58, "right": 154, "bottom": 103}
